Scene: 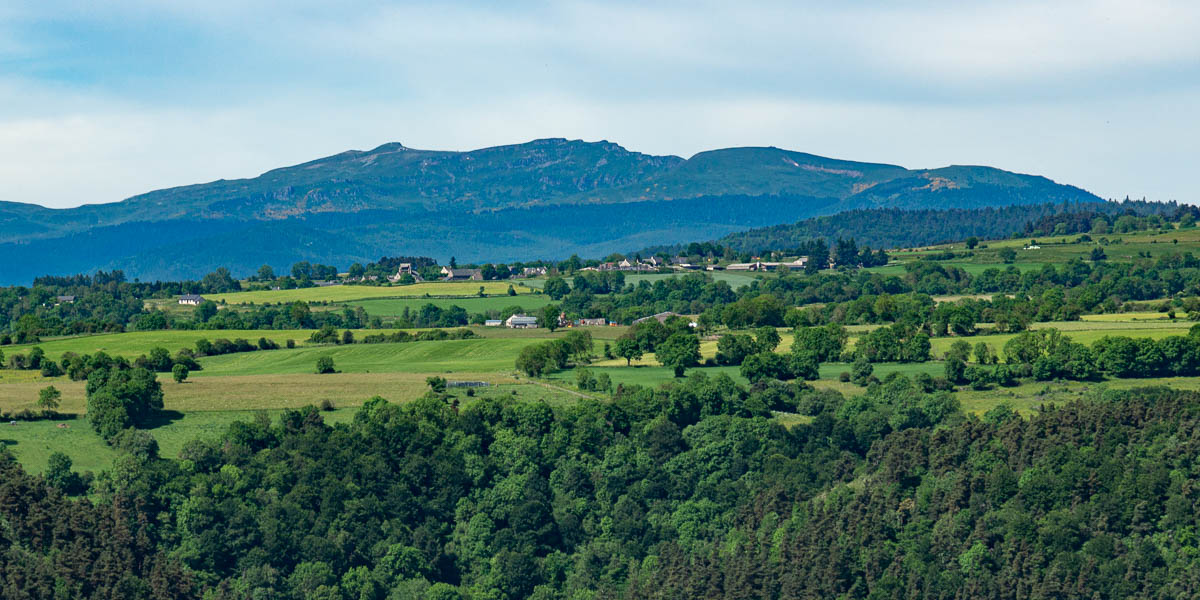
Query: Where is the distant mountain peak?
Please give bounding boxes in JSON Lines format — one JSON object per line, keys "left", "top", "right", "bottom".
{"left": 0, "top": 138, "right": 1102, "bottom": 283}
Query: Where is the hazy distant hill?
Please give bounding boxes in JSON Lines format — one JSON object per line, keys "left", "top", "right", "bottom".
{"left": 0, "top": 138, "right": 1101, "bottom": 283}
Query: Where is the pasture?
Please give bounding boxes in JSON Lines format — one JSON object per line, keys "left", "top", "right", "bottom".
{"left": 206, "top": 281, "right": 537, "bottom": 305}
{"left": 2, "top": 329, "right": 328, "bottom": 360}
{"left": 195, "top": 338, "right": 531, "bottom": 376}
{"left": 348, "top": 294, "right": 553, "bottom": 316}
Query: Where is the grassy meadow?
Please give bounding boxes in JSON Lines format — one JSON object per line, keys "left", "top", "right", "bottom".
{"left": 348, "top": 294, "right": 554, "bottom": 316}
{"left": 207, "top": 281, "right": 538, "bottom": 305}
{"left": 1, "top": 329, "right": 400, "bottom": 361}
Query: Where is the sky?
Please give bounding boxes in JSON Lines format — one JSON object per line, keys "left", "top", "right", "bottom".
{"left": 1, "top": 0, "right": 1198, "bottom": 209}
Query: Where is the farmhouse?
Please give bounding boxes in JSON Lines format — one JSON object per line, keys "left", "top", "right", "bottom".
{"left": 505, "top": 314, "right": 539, "bottom": 328}
{"left": 388, "top": 263, "right": 424, "bottom": 283}
{"left": 441, "top": 267, "right": 483, "bottom": 281}
{"left": 521, "top": 266, "right": 548, "bottom": 278}
{"left": 55, "top": 295, "right": 76, "bottom": 304}
{"left": 178, "top": 294, "right": 206, "bottom": 305}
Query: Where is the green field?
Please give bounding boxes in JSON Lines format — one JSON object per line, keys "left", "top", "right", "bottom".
{"left": 3, "top": 329, "right": 332, "bottom": 360}
{"left": 207, "top": 281, "right": 538, "bottom": 305}
{"left": 348, "top": 294, "right": 553, "bottom": 316}
{"left": 927, "top": 320, "right": 1195, "bottom": 357}
{"left": 196, "top": 338, "right": 531, "bottom": 376}
{"left": 623, "top": 272, "right": 759, "bottom": 289}
{"left": 878, "top": 225, "right": 1200, "bottom": 276}
{"left": 0, "top": 408, "right": 359, "bottom": 474}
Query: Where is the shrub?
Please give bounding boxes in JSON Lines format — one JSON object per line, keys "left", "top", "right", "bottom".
{"left": 850, "top": 355, "right": 873, "bottom": 386}
{"left": 426, "top": 376, "right": 446, "bottom": 393}
{"left": 37, "top": 386, "right": 62, "bottom": 409}
{"left": 315, "top": 356, "right": 336, "bottom": 374}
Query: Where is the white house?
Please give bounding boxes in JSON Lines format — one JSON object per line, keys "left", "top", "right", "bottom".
{"left": 178, "top": 294, "right": 206, "bottom": 306}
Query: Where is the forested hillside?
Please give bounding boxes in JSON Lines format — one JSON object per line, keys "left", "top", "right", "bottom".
{"left": 674, "top": 200, "right": 1184, "bottom": 255}
{"left": 3, "top": 381, "right": 1197, "bottom": 599}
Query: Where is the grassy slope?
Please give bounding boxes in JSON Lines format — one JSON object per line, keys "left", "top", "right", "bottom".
{"left": 195, "top": 338, "right": 531, "bottom": 376}
{"left": 349, "top": 295, "right": 553, "bottom": 316}
{"left": 3, "top": 329, "right": 354, "bottom": 361}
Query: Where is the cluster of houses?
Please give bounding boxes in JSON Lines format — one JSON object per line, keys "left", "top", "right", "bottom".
{"left": 375, "top": 256, "right": 811, "bottom": 283}
{"left": 726, "top": 257, "right": 808, "bottom": 271}
{"left": 484, "top": 314, "right": 611, "bottom": 328}
{"left": 580, "top": 257, "right": 669, "bottom": 273}
{"left": 385, "top": 264, "right": 547, "bottom": 283}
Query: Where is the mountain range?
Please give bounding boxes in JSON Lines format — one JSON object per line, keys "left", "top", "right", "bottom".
{"left": 0, "top": 138, "right": 1102, "bottom": 283}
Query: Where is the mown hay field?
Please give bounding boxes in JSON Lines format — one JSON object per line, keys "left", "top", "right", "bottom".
{"left": 207, "top": 281, "right": 538, "bottom": 305}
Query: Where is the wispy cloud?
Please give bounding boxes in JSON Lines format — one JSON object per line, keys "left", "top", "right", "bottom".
{"left": 1, "top": 0, "right": 1197, "bottom": 207}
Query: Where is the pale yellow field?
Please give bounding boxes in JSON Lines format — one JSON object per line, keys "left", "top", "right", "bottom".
{"left": 1079, "top": 312, "right": 1180, "bottom": 322}
{"left": 207, "top": 282, "right": 537, "bottom": 305}
{"left": 0, "top": 371, "right": 523, "bottom": 414}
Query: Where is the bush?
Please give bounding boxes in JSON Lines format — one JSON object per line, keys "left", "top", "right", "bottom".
{"left": 740, "top": 351, "right": 791, "bottom": 383}
{"left": 37, "top": 386, "right": 61, "bottom": 409}
{"left": 40, "top": 360, "right": 64, "bottom": 377}
{"left": 286, "top": 339, "right": 296, "bottom": 349}
{"left": 45, "top": 452, "right": 84, "bottom": 494}
{"left": 319, "top": 399, "right": 335, "bottom": 411}
{"left": 850, "top": 355, "right": 873, "bottom": 386}
{"left": 315, "top": 356, "right": 336, "bottom": 374}
{"left": 85, "top": 367, "right": 163, "bottom": 442}
{"left": 964, "top": 365, "right": 992, "bottom": 390}
{"left": 788, "top": 350, "right": 820, "bottom": 381}
{"left": 944, "top": 358, "right": 967, "bottom": 385}
{"left": 426, "top": 376, "right": 446, "bottom": 393}
{"left": 172, "top": 364, "right": 189, "bottom": 383}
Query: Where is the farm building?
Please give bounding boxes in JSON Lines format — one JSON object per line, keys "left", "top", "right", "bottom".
{"left": 55, "top": 295, "right": 76, "bottom": 304}
{"left": 178, "top": 294, "right": 206, "bottom": 305}
{"left": 578, "top": 318, "right": 607, "bottom": 326}
{"left": 388, "top": 263, "right": 423, "bottom": 283}
{"left": 441, "top": 267, "right": 483, "bottom": 281}
{"left": 505, "top": 314, "right": 539, "bottom": 328}
{"left": 484, "top": 319, "right": 503, "bottom": 327}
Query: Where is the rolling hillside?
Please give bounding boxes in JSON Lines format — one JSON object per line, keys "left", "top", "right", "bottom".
{"left": 0, "top": 138, "right": 1102, "bottom": 283}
